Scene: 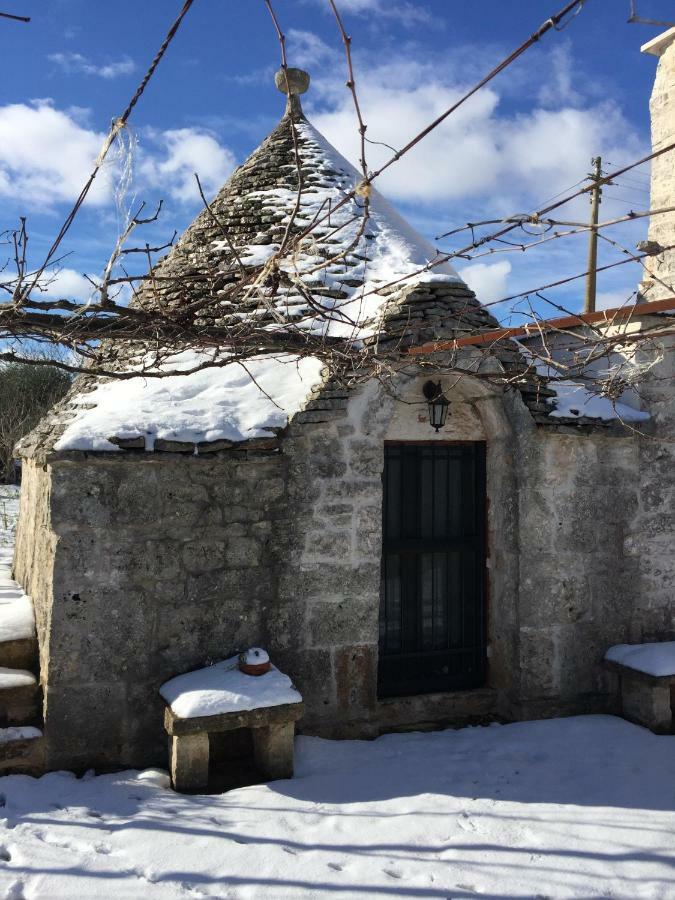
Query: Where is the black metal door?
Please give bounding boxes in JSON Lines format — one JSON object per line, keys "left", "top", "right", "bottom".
{"left": 378, "top": 442, "right": 487, "bottom": 698}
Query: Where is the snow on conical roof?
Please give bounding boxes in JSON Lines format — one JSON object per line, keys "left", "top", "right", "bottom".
{"left": 135, "top": 74, "right": 465, "bottom": 342}
{"left": 19, "top": 70, "right": 508, "bottom": 457}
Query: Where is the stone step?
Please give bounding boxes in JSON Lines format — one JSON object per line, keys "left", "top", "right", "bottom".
{"left": 0, "top": 635, "right": 38, "bottom": 671}
{"left": 0, "top": 668, "right": 40, "bottom": 727}
{"left": 0, "top": 726, "right": 43, "bottom": 773}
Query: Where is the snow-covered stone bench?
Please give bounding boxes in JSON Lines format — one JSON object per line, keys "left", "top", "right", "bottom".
{"left": 160, "top": 655, "right": 303, "bottom": 792}
{"left": 604, "top": 642, "right": 675, "bottom": 734}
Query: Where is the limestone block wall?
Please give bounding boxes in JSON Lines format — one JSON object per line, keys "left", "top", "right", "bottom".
{"left": 14, "top": 461, "right": 58, "bottom": 675}
{"left": 277, "top": 367, "right": 672, "bottom": 735}
{"left": 26, "top": 453, "right": 287, "bottom": 771}
{"left": 513, "top": 427, "right": 640, "bottom": 720}
{"left": 13, "top": 356, "right": 673, "bottom": 770}
{"left": 509, "top": 334, "right": 674, "bottom": 720}
{"left": 273, "top": 370, "right": 521, "bottom": 738}
{"left": 630, "top": 334, "right": 675, "bottom": 641}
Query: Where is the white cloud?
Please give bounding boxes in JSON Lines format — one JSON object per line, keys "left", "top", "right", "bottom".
{"left": 537, "top": 43, "right": 583, "bottom": 108}
{"left": 138, "top": 129, "right": 236, "bottom": 204}
{"left": 0, "top": 266, "right": 95, "bottom": 303}
{"left": 459, "top": 260, "right": 512, "bottom": 304}
{"left": 596, "top": 290, "right": 637, "bottom": 311}
{"left": 48, "top": 52, "right": 136, "bottom": 79}
{"left": 0, "top": 101, "right": 110, "bottom": 207}
{"left": 0, "top": 102, "right": 236, "bottom": 210}
{"left": 304, "top": 0, "right": 431, "bottom": 25}
{"left": 309, "top": 55, "right": 646, "bottom": 226}
{"left": 313, "top": 75, "right": 502, "bottom": 202}
{"left": 287, "top": 29, "right": 337, "bottom": 69}
{"left": 43, "top": 267, "right": 95, "bottom": 301}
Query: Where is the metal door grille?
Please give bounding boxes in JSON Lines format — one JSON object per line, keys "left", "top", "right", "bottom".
{"left": 378, "top": 442, "right": 487, "bottom": 698}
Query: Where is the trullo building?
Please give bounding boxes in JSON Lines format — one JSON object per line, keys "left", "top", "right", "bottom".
{"left": 4, "top": 42, "right": 675, "bottom": 773}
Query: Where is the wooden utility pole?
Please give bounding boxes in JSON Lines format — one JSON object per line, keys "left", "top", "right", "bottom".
{"left": 584, "top": 156, "right": 603, "bottom": 314}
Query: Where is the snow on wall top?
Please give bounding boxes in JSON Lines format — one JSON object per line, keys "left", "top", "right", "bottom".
{"left": 548, "top": 383, "right": 650, "bottom": 422}
{"left": 605, "top": 642, "right": 675, "bottom": 677}
{"left": 54, "top": 352, "right": 323, "bottom": 453}
{"left": 160, "top": 655, "right": 302, "bottom": 719}
{"left": 516, "top": 342, "right": 651, "bottom": 424}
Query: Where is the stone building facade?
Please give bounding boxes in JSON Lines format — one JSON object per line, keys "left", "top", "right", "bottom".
{"left": 641, "top": 27, "right": 675, "bottom": 301}
{"left": 7, "top": 42, "right": 675, "bottom": 773}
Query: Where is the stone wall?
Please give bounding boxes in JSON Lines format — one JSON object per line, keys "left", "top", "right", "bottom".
{"left": 512, "top": 426, "right": 639, "bottom": 720}
{"left": 12, "top": 354, "right": 675, "bottom": 770}
{"left": 631, "top": 332, "right": 675, "bottom": 642}
{"left": 276, "top": 364, "right": 673, "bottom": 736}
{"left": 273, "top": 369, "right": 521, "bottom": 738}
{"left": 14, "top": 461, "right": 58, "bottom": 676}
{"left": 640, "top": 30, "right": 675, "bottom": 301}
{"left": 17, "top": 452, "right": 286, "bottom": 771}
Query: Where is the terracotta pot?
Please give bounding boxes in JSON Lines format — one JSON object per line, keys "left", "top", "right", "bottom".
{"left": 239, "top": 660, "right": 271, "bottom": 676}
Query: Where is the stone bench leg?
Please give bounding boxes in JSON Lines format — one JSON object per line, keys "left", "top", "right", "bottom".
{"left": 252, "top": 722, "right": 295, "bottom": 780}
{"left": 171, "top": 732, "right": 209, "bottom": 792}
{"left": 621, "top": 674, "right": 672, "bottom": 734}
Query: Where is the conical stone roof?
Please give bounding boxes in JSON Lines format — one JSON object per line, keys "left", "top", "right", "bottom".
{"left": 134, "top": 88, "right": 479, "bottom": 343}
{"left": 19, "top": 72, "right": 546, "bottom": 458}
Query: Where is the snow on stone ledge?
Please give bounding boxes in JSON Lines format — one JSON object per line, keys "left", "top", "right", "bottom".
{"left": 0, "top": 667, "right": 36, "bottom": 689}
{"left": 605, "top": 641, "right": 675, "bottom": 677}
{"left": 160, "top": 655, "right": 303, "bottom": 719}
{"left": 549, "top": 383, "right": 651, "bottom": 422}
{"left": 0, "top": 725, "right": 41, "bottom": 743}
{"left": 54, "top": 352, "right": 324, "bottom": 453}
{"left": 0, "top": 547, "right": 36, "bottom": 643}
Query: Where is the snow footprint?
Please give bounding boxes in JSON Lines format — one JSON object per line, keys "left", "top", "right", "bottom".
{"left": 179, "top": 883, "right": 208, "bottom": 898}
{"left": 383, "top": 866, "right": 403, "bottom": 880}
{"left": 4, "top": 880, "right": 25, "bottom": 900}
{"left": 32, "top": 830, "right": 112, "bottom": 857}
{"left": 327, "top": 862, "right": 343, "bottom": 872}
{"left": 0, "top": 846, "right": 11, "bottom": 862}
{"left": 457, "top": 811, "right": 477, "bottom": 832}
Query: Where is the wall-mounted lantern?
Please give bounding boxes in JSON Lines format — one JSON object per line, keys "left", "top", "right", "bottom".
{"left": 423, "top": 380, "right": 450, "bottom": 432}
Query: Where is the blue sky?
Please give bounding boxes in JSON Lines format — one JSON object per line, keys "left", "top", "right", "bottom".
{"left": 0, "top": 0, "right": 670, "bottom": 321}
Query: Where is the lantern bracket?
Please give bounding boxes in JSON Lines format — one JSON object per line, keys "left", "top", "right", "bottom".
{"left": 423, "top": 380, "right": 443, "bottom": 401}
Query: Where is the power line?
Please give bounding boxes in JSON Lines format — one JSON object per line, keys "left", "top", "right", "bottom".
{"left": 603, "top": 193, "right": 648, "bottom": 206}
{"left": 610, "top": 181, "right": 650, "bottom": 196}
{"left": 21, "top": 0, "right": 196, "bottom": 305}
{"left": 356, "top": 140, "right": 675, "bottom": 306}
{"left": 482, "top": 243, "right": 675, "bottom": 309}
{"left": 612, "top": 173, "right": 651, "bottom": 189}
{"left": 0, "top": 11, "right": 29, "bottom": 22}
{"left": 285, "top": 0, "right": 590, "bottom": 253}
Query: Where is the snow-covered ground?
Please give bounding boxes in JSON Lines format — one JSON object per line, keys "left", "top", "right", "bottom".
{"left": 1, "top": 486, "right": 673, "bottom": 898}
{"left": 0, "top": 485, "right": 35, "bottom": 645}
{"left": 0, "top": 716, "right": 672, "bottom": 899}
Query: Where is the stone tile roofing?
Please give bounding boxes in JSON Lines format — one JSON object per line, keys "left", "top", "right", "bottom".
{"left": 132, "top": 102, "right": 470, "bottom": 340}
{"left": 18, "top": 78, "right": 601, "bottom": 459}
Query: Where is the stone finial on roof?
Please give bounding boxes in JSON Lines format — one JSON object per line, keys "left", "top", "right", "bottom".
{"left": 275, "top": 66, "right": 310, "bottom": 119}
